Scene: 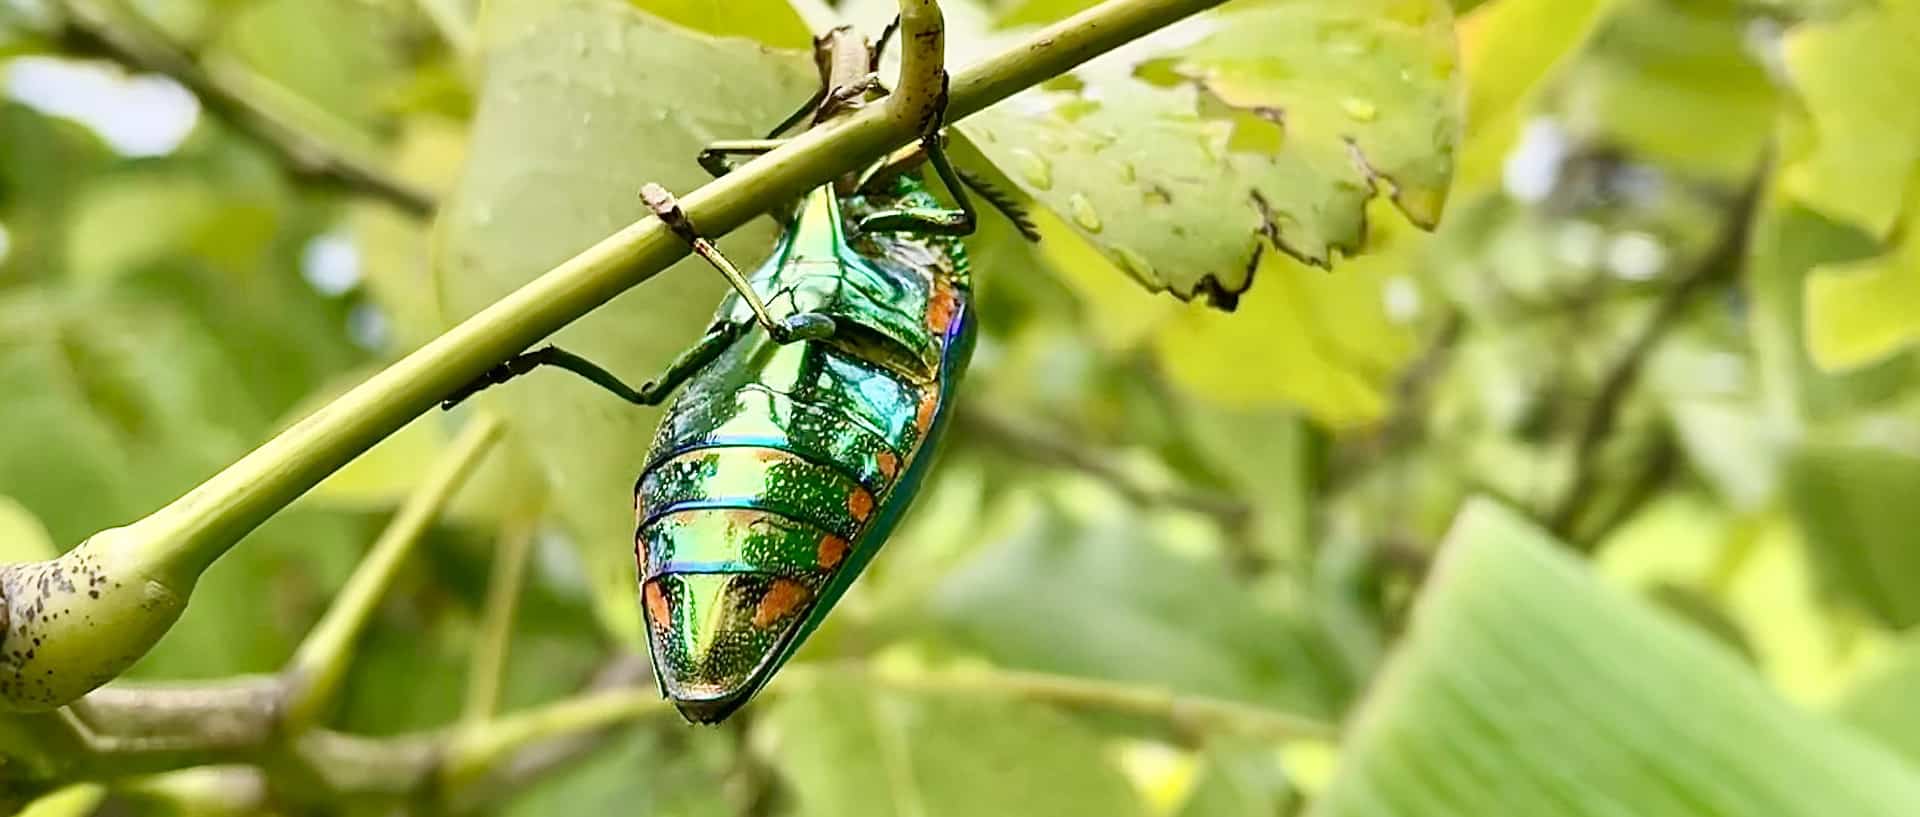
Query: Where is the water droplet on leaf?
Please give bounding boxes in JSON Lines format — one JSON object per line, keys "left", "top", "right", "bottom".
{"left": 1069, "top": 194, "right": 1102, "bottom": 232}
{"left": 1012, "top": 149, "right": 1053, "bottom": 190}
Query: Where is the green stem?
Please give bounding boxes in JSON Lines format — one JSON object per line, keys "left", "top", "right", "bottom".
{"left": 439, "top": 686, "right": 673, "bottom": 792}
{"left": 438, "top": 660, "right": 1330, "bottom": 792}
{"left": 780, "top": 664, "right": 1338, "bottom": 742}
{"left": 281, "top": 416, "right": 504, "bottom": 730}
{"left": 462, "top": 506, "right": 540, "bottom": 726}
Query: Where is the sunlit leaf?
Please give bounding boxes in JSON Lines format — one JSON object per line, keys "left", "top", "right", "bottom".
{"left": 627, "top": 0, "right": 812, "bottom": 49}
{"left": 1804, "top": 205, "right": 1920, "bottom": 371}
{"left": 1780, "top": 1, "right": 1920, "bottom": 238}
{"left": 1453, "top": 0, "right": 1614, "bottom": 189}
{"left": 1314, "top": 498, "right": 1920, "bottom": 817}
{"left": 439, "top": 0, "right": 816, "bottom": 642}
{"left": 764, "top": 675, "right": 1147, "bottom": 817}
{"left": 1152, "top": 199, "right": 1426, "bottom": 427}
{"left": 961, "top": 0, "right": 1460, "bottom": 307}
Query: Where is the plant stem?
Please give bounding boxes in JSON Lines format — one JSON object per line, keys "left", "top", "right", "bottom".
{"left": 463, "top": 505, "right": 540, "bottom": 726}
{"left": 54, "top": 0, "right": 437, "bottom": 217}
{"left": 779, "top": 663, "right": 1338, "bottom": 742}
{"left": 281, "top": 416, "right": 503, "bottom": 730}
{"left": 107, "top": 0, "right": 1224, "bottom": 687}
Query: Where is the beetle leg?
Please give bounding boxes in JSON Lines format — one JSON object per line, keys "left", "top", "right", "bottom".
{"left": 855, "top": 73, "right": 978, "bottom": 238}
{"left": 440, "top": 325, "right": 743, "bottom": 411}
{"left": 640, "top": 182, "right": 837, "bottom": 345}
{"left": 696, "top": 139, "right": 789, "bottom": 178}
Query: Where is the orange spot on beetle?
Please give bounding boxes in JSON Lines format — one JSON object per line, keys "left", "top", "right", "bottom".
{"left": 847, "top": 488, "right": 874, "bottom": 523}
{"left": 643, "top": 581, "right": 671, "bottom": 628}
{"left": 817, "top": 535, "right": 850, "bottom": 569}
{"left": 753, "top": 579, "right": 811, "bottom": 629}
{"left": 875, "top": 450, "right": 900, "bottom": 481}
{"left": 914, "top": 392, "right": 939, "bottom": 434}
{"left": 927, "top": 283, "right": 956, "bottom": 334}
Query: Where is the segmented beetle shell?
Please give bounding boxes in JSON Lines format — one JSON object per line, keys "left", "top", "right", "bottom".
{"left": 634, "top": 177, "right": 973, "bottom": 723}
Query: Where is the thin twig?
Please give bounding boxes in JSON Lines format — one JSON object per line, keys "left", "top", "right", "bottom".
{"left": 956, "top": 403, "right": 1254, "bottom": 530}
{"left": 1547, "top": 165, "right": 1767, "bottom": 540}
{"left": 463, "top": 506, "right": 541, "bottom": 726}
{"left": 282, "top": 416, "right": 504, "bottom": 729}
{"left": 53, "top": 0, "right": 437, "bottom": 217}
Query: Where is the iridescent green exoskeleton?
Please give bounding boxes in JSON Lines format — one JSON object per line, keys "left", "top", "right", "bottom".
{"left": 443, "top": 23, "right": 1034, "bottom": 724}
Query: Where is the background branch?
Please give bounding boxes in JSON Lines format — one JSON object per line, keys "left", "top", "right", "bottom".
{"left": 958, "top": 403, "right": 1254, "bottom": 530}
{"left": 52, "top": 0, "right": 437, "bottom": 217}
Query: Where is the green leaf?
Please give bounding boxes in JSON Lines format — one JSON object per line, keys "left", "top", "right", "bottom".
{"left": 1452, "top": 0, "right": 1615, "bottom": 189}
{"left": 764, "top": 675, "right": 1148, "bottom": 817}
{"left": 438, "top": 0, "right": 816, "bottom": 642}
{"left": 14, "top": 785, "right": 105, "bottom": 817}
{"left": 500, "top": 726, "right": 734, "bottom": 817}
{"left": 210, "top": 0, "right": 420, "bottom": 132}
{"left": 0, "top": 102, "right": 116, "bottom": 284}
{"left": 1175, "top": 742, "right": 1292, "bottom": 817}
{"left": 1834, "top": 633, "right": 1920, "bottom": 767}
{"left": 1783, "top": 442, "right": 1920, "bottom": 629}
{"left": 1780, "top": 1, "right": 1920, "bottom": 238}
{"left": 929, "top": 507, "right": 1351, "bottom": 719}
{"left": 1546, "top": 0, "right": 1778, "bottom": 182}
{"left": 1313, "top": 498, "right": 1920, "bottom": 817}
{"left": 0, "top": 495, "right": 56, "bottom": 563}
{"left": 960, "top": 0, "right": 1460, "bottom": 306}
{"left": 1804, "top": 202, "right": 1920, "bottom": 371}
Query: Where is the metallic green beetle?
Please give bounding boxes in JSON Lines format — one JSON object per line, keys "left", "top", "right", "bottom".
{"left": 444, "top": 24, "right": 1033, "bottom": 724}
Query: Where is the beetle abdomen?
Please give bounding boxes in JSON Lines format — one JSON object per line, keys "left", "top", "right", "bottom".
{"left": 633, "top": 339, "right": 933, "bottom": 721}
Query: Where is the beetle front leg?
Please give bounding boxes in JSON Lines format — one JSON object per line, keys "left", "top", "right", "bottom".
{"left": 855, "top": 73, "right": 978, "bottom": 238}
{"left": 640, "top": 183, "right": 836, "bottom": 344}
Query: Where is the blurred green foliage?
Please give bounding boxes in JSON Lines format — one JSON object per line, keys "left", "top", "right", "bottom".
{"left": 2, "top": 0, "right": 1920, "bottom": 814}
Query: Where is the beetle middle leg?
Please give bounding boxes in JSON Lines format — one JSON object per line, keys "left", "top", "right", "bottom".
{"left": 440, "top": 323, "right": 740, "bottom": 411}
{"left": 640, "top": 182, "right": 836, "bottom": 344}
{"left": 855, "top": 73, "right": 977, "bottom": 238}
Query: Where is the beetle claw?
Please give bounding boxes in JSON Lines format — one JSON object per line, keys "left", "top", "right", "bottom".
{"left": 771, "top": 313, "right": 836, "bottom": 343}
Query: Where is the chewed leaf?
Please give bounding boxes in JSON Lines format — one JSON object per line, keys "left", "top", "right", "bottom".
{"left": 960, "top": 0, "right": 1460, "bottom": 308}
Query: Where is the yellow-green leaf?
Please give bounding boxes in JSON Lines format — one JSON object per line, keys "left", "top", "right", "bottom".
{"left": 1805, "top": 206, "right": 1920, "bottom": 370}
{"left": 1781, "top": 1, "right": 1920, "bottom": 237}
{"left": 626, "top": 0, "right": 812, "bottom": 49}
{"left": 1151, "top": 199, "right": 1425, "bottom": 427}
